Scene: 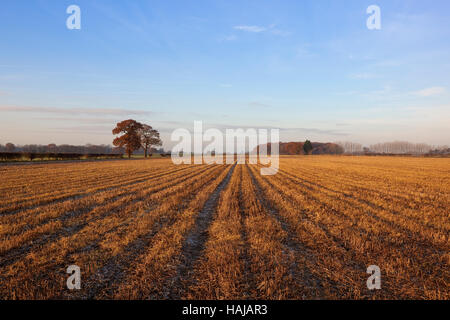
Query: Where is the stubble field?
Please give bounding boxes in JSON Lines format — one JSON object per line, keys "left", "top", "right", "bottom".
{"left": 0, "top": 156, "right": 448, "bottom": 300}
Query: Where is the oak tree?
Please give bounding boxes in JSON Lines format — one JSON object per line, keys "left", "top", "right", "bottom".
{"left": 112, "top": 120, "right": 143, "bottom": 158}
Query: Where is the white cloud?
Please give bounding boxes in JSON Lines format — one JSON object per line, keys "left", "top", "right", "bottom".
{"left": 414, "top": 87, "right": 446, "bottom": 97}
{"left": 233, "top": 25, "right": 266, "bottom": 33}
{"left": 335, "top": 90, "right": 359, "bottom": 96}
{"left": 270, "top": 29, "right": 291, "bottom": 37}
{"left": 233, "top": 24, "right": 289, "bottom": 36}
{"left": 349, "top": 73, "right": 378, "bottom": 80}
{"left": 223, "top": 35, "right": 237, "bottom": 41}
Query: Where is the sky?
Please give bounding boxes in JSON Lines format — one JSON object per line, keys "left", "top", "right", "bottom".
{"left": 1, "top": 0, "right": 449, "bottom": 149}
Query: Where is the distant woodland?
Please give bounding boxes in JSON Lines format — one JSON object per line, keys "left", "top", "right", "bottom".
{"left": 258, "top": 141, "right": 449, "bottom": 156}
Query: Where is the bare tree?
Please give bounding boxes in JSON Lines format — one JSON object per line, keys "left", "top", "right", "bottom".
{"left": 336, "top": 141, "right": 363, "bottom": 154}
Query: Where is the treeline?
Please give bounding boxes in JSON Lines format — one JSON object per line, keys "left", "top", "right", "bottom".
{"left": 0, "top": 141, "right": 170, "bottom": 161}
{"left": 0, "top": 143, "right": 166, "bottom": 155}
{"left": 336, "top": 141, "right": 449, "bottom": 155}
{"left": 0, "top": 143, "right": 125, "bottom": 162}
{"left": 257, "top": 141, "right": 449, "bottom": 156}
{"left": 0, "top": 143, "right": 124, "bottom": 154}
{"left": 0, "top": 152, "right": 124, "bottom": 161}
{"left": 369, "top": 142, "right": 433, "bottom": 154}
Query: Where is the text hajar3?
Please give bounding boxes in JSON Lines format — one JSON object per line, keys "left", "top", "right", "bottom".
{"left": 66, "top": 265, "right": 382, "bottom": 291}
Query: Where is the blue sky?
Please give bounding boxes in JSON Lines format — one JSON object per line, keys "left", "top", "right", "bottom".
{"left": 1, "top": 0, "right": 449, "bottom": 148}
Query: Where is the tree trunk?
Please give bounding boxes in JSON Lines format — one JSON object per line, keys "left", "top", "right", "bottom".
{"left": 144, "top": 147, "right": 148, "bottom": 158}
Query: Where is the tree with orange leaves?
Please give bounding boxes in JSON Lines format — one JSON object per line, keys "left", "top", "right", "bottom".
{"left": 112, "top": 119, "right": 143, "bottom": 158}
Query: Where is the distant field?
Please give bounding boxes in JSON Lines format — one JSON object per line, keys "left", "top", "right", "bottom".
{"left": 0, "top": 156, "right": 448, "bottom": 299}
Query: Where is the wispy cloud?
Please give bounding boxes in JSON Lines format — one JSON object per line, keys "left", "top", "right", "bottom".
{"left": 372, "top": 60, "right": 403, "bottom": 68}
{"left": 35, "top": 117, "right": 121, "bottom": 124}
{"left": 270, "top": 29, "right": 291, "bottom": 37}
{"left": 335, "top": 90, "right": 359, "bottom": 96}
{"left": 281, "top": 127, "right": 348, "bottom": 136}
{"left": 93, "top": 2, "right": 145, "bottom": 34}
{"left": 0, "top": 105, "right": 155, "bottom": 116}
{"left": 248, "top": 102, "right": 271, "bottom": 108}
{"left": 219, "top": 83, "right": 232, "bottom": 88}
{"left": 413, "top": 87, "right": 446, "bottom": 97}
{"left": 203, "top": 123, "right": 347, "bottom": 136}
{"left": 233, "top": 24, "right": 289, "bottom": 36}
{"left": 296, "top": 46, "right": 315, "bottom": 58}
{"left": 0, "top": 74, "right": 28, "bottom": 81}
{"left": 50, "top": 125, "right": 115, "bottom": 134}
{"left": 349, "top": 73, "right": 379, "bottom": 80}
{"left": 222, "top": 35, "right": 237, "bottom": 41}
{"left": 233, "top": 25, "right": 267, "bottom": 33}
